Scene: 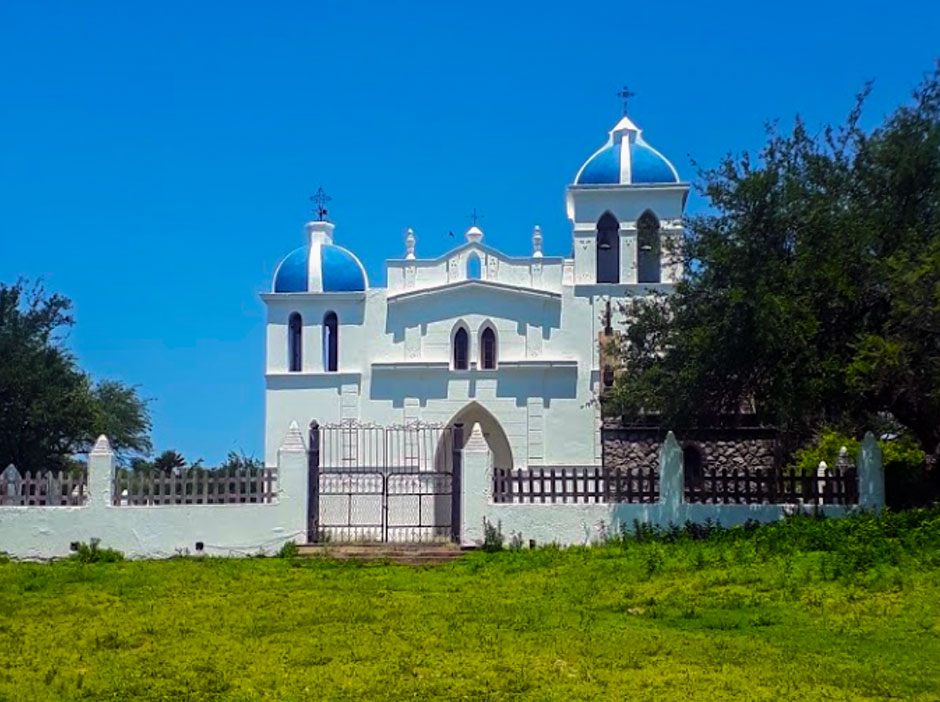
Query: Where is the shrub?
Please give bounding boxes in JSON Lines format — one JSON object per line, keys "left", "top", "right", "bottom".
{"left": 70, "top": 538, "right": 124, "bottom": 563}
{"left": 482, "top": 518, "right": 504, "bottom": 552}
{"left": 277, "top": 541, "right": 299, "bottom": 559}
{"left": 790, "top": 428, "right": 933, "bottom": 508}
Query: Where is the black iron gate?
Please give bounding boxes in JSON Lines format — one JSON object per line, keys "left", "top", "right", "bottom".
{"left": 307, "top": 420, "right": 462, "bottom": 543}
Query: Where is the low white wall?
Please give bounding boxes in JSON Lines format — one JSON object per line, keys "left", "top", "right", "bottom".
{"left": 0, "top": 429, "right": 885, "bottom": 558}
{"left": 473, "top": 432, "right": 883, "bottom": 548}
{"left": 0, "top": 425, "right": 309, "bottom": 560}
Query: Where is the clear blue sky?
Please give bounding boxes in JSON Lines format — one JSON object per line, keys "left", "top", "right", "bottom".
{"left": 1, "top": 1, "right": 937, "bottom": 464}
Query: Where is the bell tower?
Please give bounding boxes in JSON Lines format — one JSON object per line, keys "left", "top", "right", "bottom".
{"left": 566, "top": 113, "right": 688, "bottom": 287}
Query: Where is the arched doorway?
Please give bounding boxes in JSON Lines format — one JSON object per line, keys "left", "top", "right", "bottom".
{"left": 444, "top": 401, "right": 513, "bottom": 470}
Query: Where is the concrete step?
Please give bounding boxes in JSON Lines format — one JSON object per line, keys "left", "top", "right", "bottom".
{"left": 296, "top": 543, "right": 466, "bottom": 565}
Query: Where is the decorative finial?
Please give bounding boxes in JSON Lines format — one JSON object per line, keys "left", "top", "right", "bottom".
{"left": 310, "top": 187, "right": 331, "bottom": 222}
{"left": 405, "top": 228, "right": 416, "bottom": 260}
{"left": 617, "top": 86, "right": 636, "bottom": 116}
{"left": 532, "top": 225, "right": 543, "bottom": 258}
{"left": 467, "top": 207, "right": 484, "bottom": 227}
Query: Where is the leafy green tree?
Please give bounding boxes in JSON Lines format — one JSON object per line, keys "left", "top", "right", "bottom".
{"left": 0, "top": 279, "right": 152, "bottom": 471}
{"left": 608, "top": 64, "right": 940, "bottom": 461}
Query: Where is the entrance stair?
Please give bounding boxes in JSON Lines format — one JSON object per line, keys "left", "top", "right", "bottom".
{"left": 295, "top": 542, "right": 466, "bottom": 566}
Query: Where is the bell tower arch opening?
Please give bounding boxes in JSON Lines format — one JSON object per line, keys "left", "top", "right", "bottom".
{"left": 596, "top": 211, "right": 620, "bottom": 283}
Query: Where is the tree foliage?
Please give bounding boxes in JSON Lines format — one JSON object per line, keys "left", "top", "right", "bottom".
{"left": 0, "top": 279, "right": 152, "bottom": 470}
{"left": 609, "top": 64, "right": 940, "bottom": 458}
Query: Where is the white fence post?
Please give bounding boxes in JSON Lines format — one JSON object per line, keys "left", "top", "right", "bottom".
{"left": 460, "top": 424, "right": 492, "bottom": 547}
{"left": 87, "top": 435, "right": 114, "bottom": 509}
{"left": 858, "top": 431, "right": 885, "bottom": 511}
{"left": 277, "top": 421, "right": 309, "bottom": 545}
{"left": 817, "top": 461, "right": 828, "bottom": 506}
{"left": 659, "top": 431, "right": 683, "bottom": 521}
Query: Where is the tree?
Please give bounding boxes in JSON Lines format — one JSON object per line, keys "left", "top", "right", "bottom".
{"left": 0, "top": 279, "right": 152, "bottom": 471}
{"left": 608, "top": 64, "right": 940, "bottom": 460}
{"left": 152, "top": 450, "right": 186, "bottom": 475}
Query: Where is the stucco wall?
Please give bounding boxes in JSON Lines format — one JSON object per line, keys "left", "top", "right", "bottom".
{"left": 0, "top": 429, "right": 309, "bottom": 560}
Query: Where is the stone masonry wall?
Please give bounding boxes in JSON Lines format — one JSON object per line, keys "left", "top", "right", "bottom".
{"left": 602, "top": 425, "right": 779, "bottom": 474}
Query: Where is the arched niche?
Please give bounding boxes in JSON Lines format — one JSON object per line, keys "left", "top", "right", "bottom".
{"left": 637, "top": 210, "right": 662, "bottom": 283}
{"left": 452, "top": 323, "right": 469, "bottom": 370}
{"left": 323, "top": 311, "right": 338, "bottom": 372}
{"left": 288, "top": 312, "right": 302, "bottom": 372}
{"left": 596, "top": 211, "right": 620, "bottom": 283}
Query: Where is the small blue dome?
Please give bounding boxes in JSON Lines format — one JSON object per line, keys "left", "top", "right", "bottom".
{"left": 273, "top": 223, "right": 367, "bottom": 293}
{"left": 575, "top": 116, "right": 679, "bottom": 186}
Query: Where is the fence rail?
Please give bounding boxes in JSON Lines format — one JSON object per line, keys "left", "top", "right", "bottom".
{"left": 493, "top": 466, "right": 611, "bottom": 504}
{"left": 606, "top": 466, "right": 660, "bottom": 503}
{"left": 0, "top": 466, "right": 87, "bottom": 506}
{"left": 685, "top": 466, "right": 858, "bottom": 505}
{"left": 112, "top": 469, "right": 278, "bottom": 506}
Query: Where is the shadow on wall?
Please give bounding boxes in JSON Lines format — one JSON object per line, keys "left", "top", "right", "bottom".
{"left": 385, "top": 287, "right": 561, "bottom": 343}
{"left": 369, "top": 366, "right": 577, "bottom": 407}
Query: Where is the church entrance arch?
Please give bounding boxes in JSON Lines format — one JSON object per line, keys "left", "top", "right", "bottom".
{"left": 443, "top": 401, "right": 513, "bottom": 470}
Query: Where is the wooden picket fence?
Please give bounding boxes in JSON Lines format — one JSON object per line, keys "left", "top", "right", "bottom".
{"left": 493, "top": 464, "right": 856, "bottom": 506}
{"left": 492, "top": 465, "right": 659, "bottom": 504}
{"left": 492, "top": 466, "right": 606, "bottom": 504}
{"left": 606, "top": 466, "right": 660, "bottom": 503}
{"left": 112, "top": 468, "right": 278, "bottom": 506}
{"left": 0, "top": 465, "right": 87, "bottom": 506}
{"left": 685, "top": 466, "right": 859, "bottom": 505}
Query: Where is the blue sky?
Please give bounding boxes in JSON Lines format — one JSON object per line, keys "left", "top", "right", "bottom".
{"left": 1, "top": 1, "right": 937, "bottom": 464}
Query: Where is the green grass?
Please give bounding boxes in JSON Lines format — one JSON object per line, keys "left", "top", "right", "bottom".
{"left": 2, "top": 512, "right": 940, "bottom": 701}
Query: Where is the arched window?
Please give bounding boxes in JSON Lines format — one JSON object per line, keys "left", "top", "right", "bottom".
{"left": 453, "top": 327, "right": 469, "bottom": 370}
{"left": 323, "top": 311, "right": 338, "bottom": 372}
{"left": 683, "top": 444, "right": 704, "bottom": 487}
{"left": 637, "top": 210, "right": 661, "bottom": 283}
{"left": 480, "top": 326, "right": 497, "bottom": 369}
{"left": 467, "top": 253, "right": 481, "bottom": 280}
{"left": 288, "top": 312, "right": 302, "bottom": 372}
{"left": 596, "top": 211, "right": 620, "bottom": 283}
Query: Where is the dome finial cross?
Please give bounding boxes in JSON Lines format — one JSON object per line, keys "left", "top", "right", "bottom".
{"left": 467, "top": 207, "right": 484, "bottom": 227}
{"left": 310, "top": 186, "right": 331, "bottom": 221}
{"left": 617, "top": 86, "right": 636, "bottom": 116}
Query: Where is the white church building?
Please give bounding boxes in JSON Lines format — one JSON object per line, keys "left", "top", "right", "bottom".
{"left": 262, "top": 114, "right": 687, "bottom": 473}
{"left": 0, "top": 112, "right": 882, "bottom": 558}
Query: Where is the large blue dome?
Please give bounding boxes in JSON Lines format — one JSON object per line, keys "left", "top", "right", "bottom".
{"left": 575, "top": 116, "right": 679, "bottom": 186}
{"left": 272, "top": 222, "right": 367, "bottom": 293}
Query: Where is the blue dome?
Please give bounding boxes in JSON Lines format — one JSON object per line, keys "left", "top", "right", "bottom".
{"left": 575, "top": 116, "right": 679, "bottom": 186}
{"left": 273, "top": 225, "right": 367, "bottom": 293}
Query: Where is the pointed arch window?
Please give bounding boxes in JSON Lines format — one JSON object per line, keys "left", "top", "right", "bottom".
{"left": 453, "top": 327, "right": 469, "bottom": 370}
{"left": 637, "top": 210, "right": 662, "bottom": 283}
{"left": 288, "top": 312, "right": 302, "bottom": 372}
{"left": 467, "top": 253, "right": 481, "bottom": 280}
{"left": 596, "top": 211, "right": 620, "bottom": 283}
{"left": 480, "top": 327, "right": 497, "bottom": 369}
{"left": 323, "top": 311, "right": 338, "bottom": 372}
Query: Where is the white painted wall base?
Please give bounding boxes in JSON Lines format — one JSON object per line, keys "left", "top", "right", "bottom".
{"left": 463, "top": 432, "right": 885, "bottom": 548}
{"left": 0, "top": 431, "right": 884, "bottom": 559}
{"left": 0, "top": 426, "right": 309, "bottom": 560}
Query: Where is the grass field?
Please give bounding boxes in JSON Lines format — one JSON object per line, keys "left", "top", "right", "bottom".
{"left": 2, "top": 512, "right": 940, "bottom": 701}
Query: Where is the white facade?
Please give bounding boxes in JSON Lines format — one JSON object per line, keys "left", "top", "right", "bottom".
{"left": 264, "top": 115, "right": 689, "bottom": 470}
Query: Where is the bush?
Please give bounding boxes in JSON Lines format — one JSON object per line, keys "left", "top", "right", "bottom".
{"left": 277, "top": 541, "right": 299, "bottom": 559}
{"left": 790, "top": 428, "right": 934, "bottom": 509}
{"left": 482, "top": 518, "right": 504, "bottom": 552}
{"left": 70, "top": 538, "right": 124, "bottom": 563}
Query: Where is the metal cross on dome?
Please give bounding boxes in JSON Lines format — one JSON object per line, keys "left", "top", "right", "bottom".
{"left": 467, "top": 208, "right": 484, "bottom": 227}
{"left": 617, "top": 86, "right": 636, "bottom": 116}
{"left": 310, "top": 187, "right": 331, "bottom": 221}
